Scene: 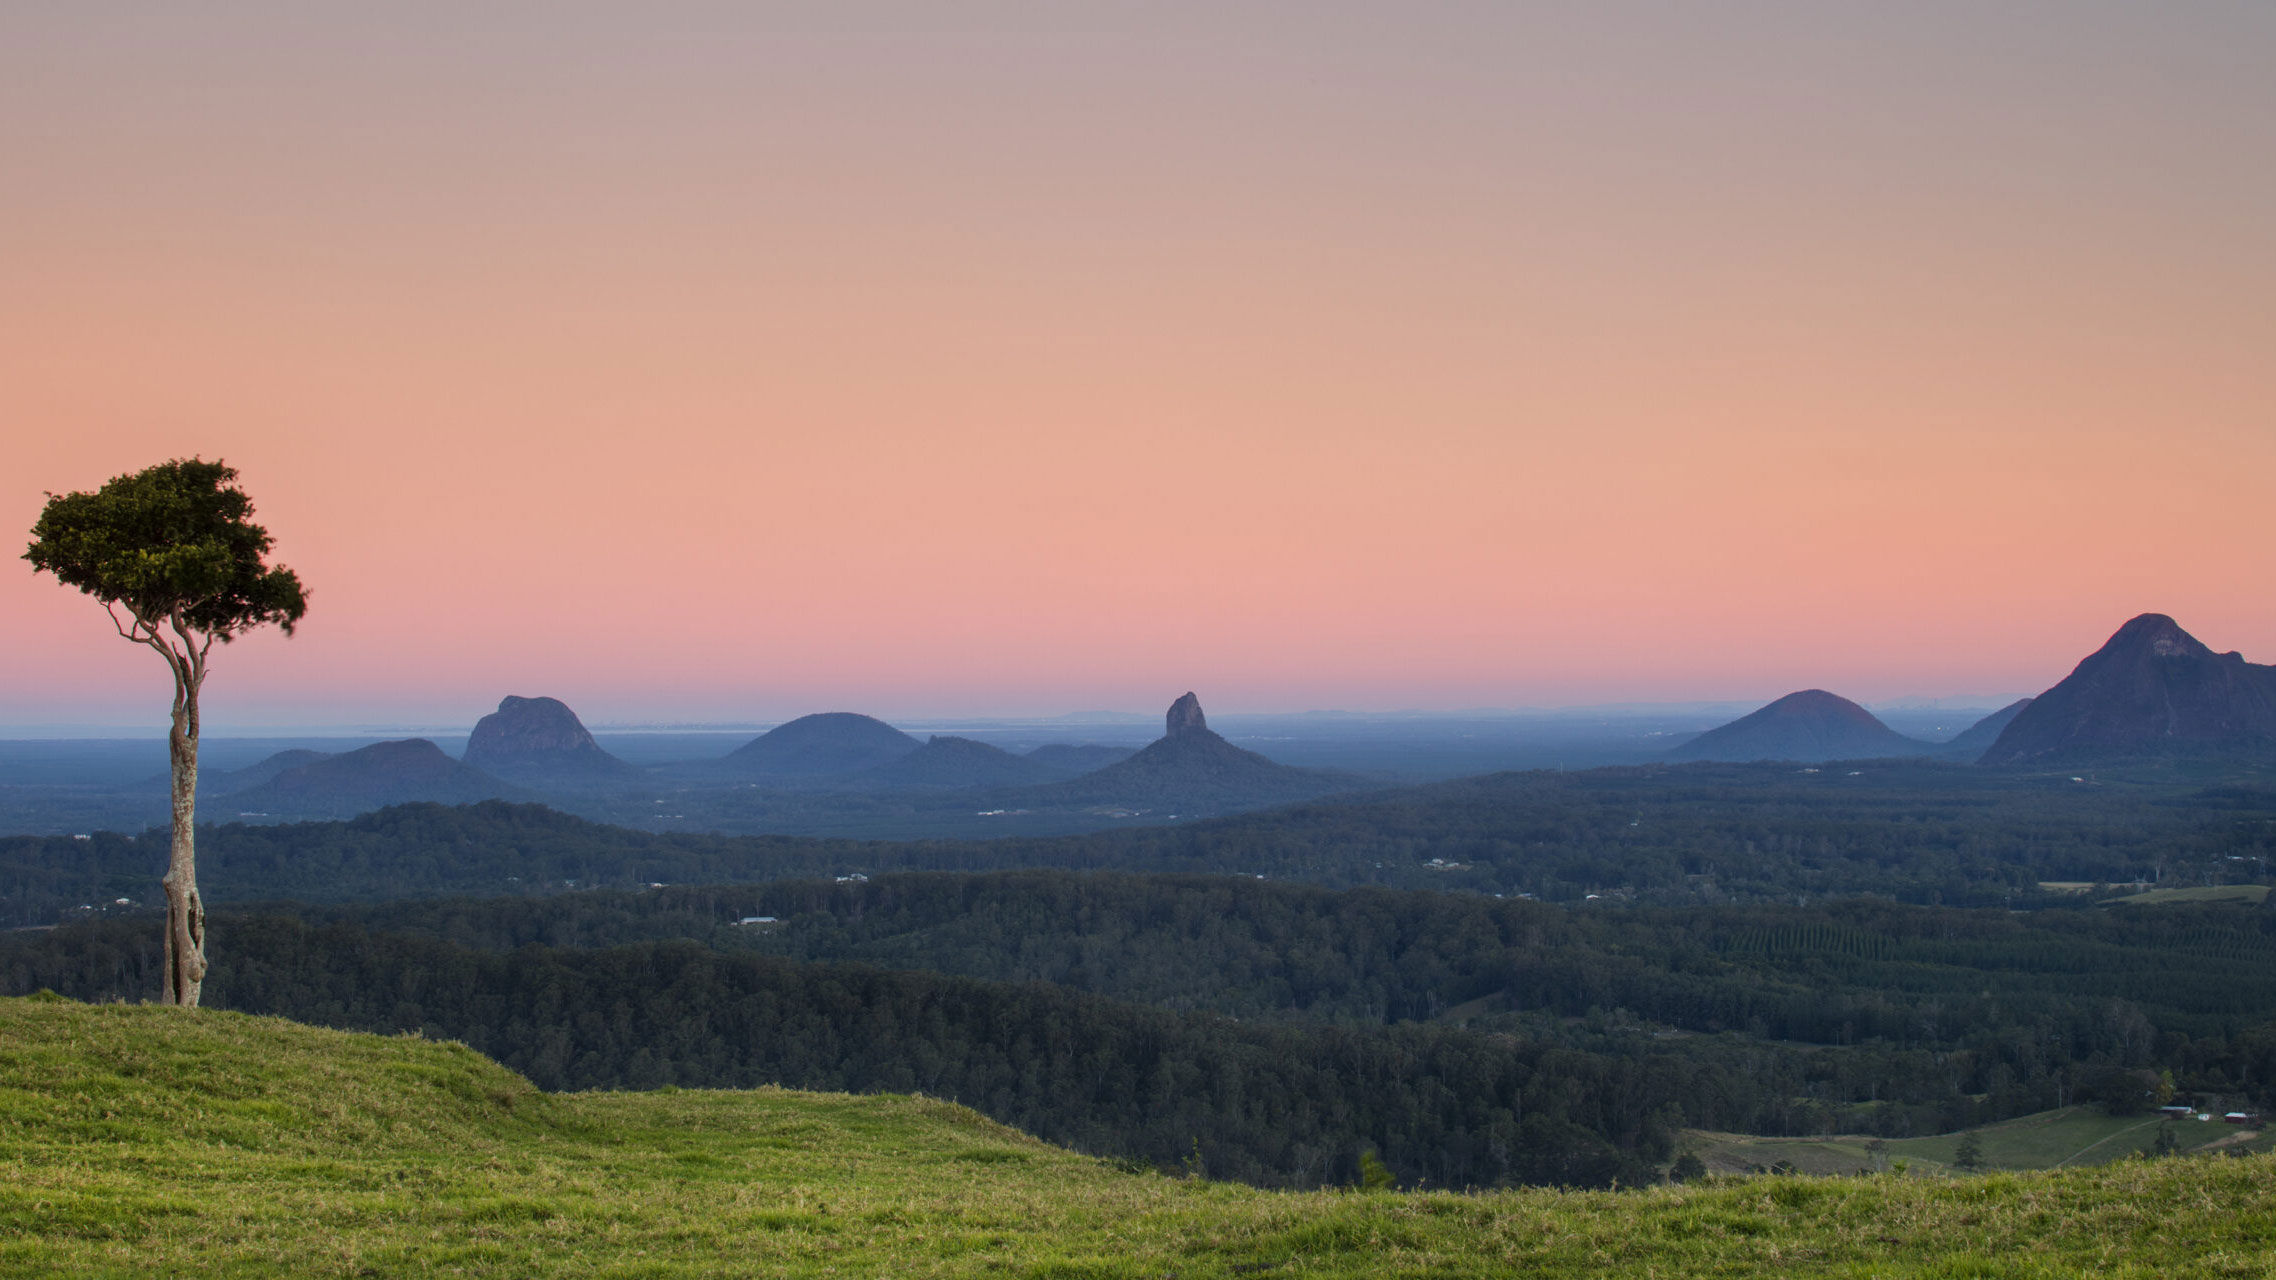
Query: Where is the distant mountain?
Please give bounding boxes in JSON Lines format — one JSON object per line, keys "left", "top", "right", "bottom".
{"left": 722, "top": 713, "right": 921, "bottom": 777}
{"left": 1980, "top": 614, "right": 2276, "bottom": 766}
{"left": 461, "top": 696, "right": 639, "bottom": 787}
{"left": 1010, "top": 693, "right": 1361, "bottom": 811}
{"left": 857, "top": 736, "right": 1066, "bottom": 789}
{"left": 1024, "top": 744, "right": 1137, "bottom": 775}
{"left": 182, "top": 748, "right": 336, "bottom": 793}
{"left": 1935, "top": 699, "right": 2033, "bottom": 762}
{"left": 221, "top": 739, "right": 529, "bottom": 817}
{"left": 1667, "top": 690, "right": 1935, "bottom": 764}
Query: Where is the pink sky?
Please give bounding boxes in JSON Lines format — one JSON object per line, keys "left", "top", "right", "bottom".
{"left": 5, "top": 5, "right": 2273, "bottom": 729}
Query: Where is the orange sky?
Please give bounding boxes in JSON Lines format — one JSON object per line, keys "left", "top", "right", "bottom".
{"left": 5, "top": 5, "right": 2273, "bottom": 728}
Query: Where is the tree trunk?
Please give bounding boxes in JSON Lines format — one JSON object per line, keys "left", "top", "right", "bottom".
{"left": 161, "top": 677, "right": 207, "bottom": 1007}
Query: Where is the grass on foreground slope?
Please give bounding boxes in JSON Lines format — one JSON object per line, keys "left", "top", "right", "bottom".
{"left": 4, "top": 998, "right": 2276, "bottom": 1279}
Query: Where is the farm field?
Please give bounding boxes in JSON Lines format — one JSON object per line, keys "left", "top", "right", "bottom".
{"left": 1694, "top": 1106, "right": 2276, "bottom": 1178}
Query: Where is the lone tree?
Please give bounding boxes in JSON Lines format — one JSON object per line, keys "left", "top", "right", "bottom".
{"left": 25, "top": 459, "right": 306, "bottom": 1006}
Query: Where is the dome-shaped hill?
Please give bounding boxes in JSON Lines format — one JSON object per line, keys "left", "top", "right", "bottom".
{"left": 723, "top": 712, "right": 921, "bottom": 777}
{"left": 222, "top": 738, "right": 529, "bottom": 817}
{"left": 168, "top": 747, "right": 335, "bottom": 793}
{"left": 1667, "top": 690, "right": 1934, "bottom": 764}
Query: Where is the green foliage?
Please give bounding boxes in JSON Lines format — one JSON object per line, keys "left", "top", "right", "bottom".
{"left": 1953, "top": 1132, "right": 1985, "bottom": 1171}
{"left": 24, "top": 458, "right": 306, "bottom": 642}
{"left": 7, "top": 996, "right": 2276, "bottom": 1279}
{"left": 1358, "top": 1149, "right": 1396, "bottom": 1190}
{"left": 191, "top": 867, "right": 2276, "bottom": 1123}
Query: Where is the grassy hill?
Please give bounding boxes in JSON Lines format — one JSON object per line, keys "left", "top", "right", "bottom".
{"left": 6, "top": 997, "right": 2276, "bottom": 1277}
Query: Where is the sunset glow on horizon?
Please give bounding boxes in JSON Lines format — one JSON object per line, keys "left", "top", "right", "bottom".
{"left": 6, "top": 4, "right": 2273, "bottom": 730}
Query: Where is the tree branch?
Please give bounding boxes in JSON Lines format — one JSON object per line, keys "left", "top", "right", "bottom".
{"left": 169, "top": 611, "right": 210, "bottom": 693}
{"left": 108, "top": 600, "right": 190, "bottom": 684}
{"left": 102, "top": 601, "right": 153, "bottom": 645}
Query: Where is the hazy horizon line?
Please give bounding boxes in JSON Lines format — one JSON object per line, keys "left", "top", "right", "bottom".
{"left": 0, "top": 692, "right": 2036, "bottom": 740}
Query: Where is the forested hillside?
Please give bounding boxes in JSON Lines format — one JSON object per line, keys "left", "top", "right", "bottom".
{"left": 7, "top": 758, "right": 2273, "bottom": 926}
{"left": 2, "top": 916, "right": 1673, "bottom": 1188}
{"left": 297, "top": 868, "right": 2276, "bottom": 1048}
{"left": 12, "top": 869, "right": 2276, "bottom": 1187}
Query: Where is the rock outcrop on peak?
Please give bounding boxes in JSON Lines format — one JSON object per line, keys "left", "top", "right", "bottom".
{"left": 1007, "top": 693, "right": 1362, "bottom": 812}
{"left": 220, "top": 738, "right": 529, "bottom": 818}
{"left": 722, "top": 713, "right": 922, "bottom": 777}
{"left": 1979, "top": 614, "right": 2276, "bottom": 765}
{"left": 461, "top": 695, "right": 637, "bottom": 786}
{"left": 1166, "top": 692, "right": 1208, "bottom": 738}
{"left": 1667, "top": 690, "right": 1935, "bottom": 764}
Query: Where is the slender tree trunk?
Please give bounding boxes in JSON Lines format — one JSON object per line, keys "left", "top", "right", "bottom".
{"left": 161, "top": 674, "right": 207, "bottom": 1007}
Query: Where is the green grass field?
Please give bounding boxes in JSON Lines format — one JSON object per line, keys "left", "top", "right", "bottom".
{"left": 6, "top": 996, "right": 2276, "bottom": 1277}
{"left": 1695, "top": 1106, "right": 2275, "bottom": 1179}
{"left": 2101, "top": 884, "right": 2272, "bottom": 906}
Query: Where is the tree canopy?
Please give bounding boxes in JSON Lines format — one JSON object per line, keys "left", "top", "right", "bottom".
{"left": 24, "top": 457, "right": 306, "bottom": 646}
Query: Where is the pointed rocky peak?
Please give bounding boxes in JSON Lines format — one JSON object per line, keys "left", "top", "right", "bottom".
{"left": 1979, "top": 614, "right": 2276, "bottom": 765}
{"left": 1166, "top": 692, "right": 1209, "bottom": 739}
{"left": 2102, "top": 613, "right": 2216, "bottom": 662}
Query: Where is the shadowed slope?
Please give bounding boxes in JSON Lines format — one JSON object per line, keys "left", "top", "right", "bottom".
{"left": 1936, "top": 699, "right": 2033, "bottom": 762}
{"left": 856, "top": 735, "right": 1066, "bottom": 788}
{"left": 221, "top": 738, "right": 529, "bottom": 816}
{"left": 1983, "top": 614, "right": 2276, "bottom": 765}
{"left": 1025, "top": 743, "right": 1138, "bottom": 774}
